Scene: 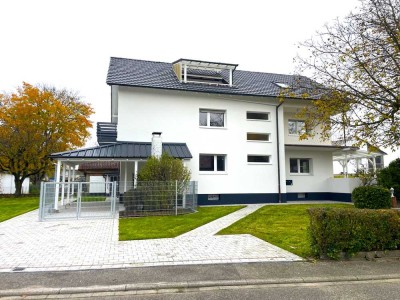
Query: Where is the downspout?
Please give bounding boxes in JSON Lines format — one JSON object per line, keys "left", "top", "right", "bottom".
{"left": 276, "top": 101, "right": 284, "bottom": 203}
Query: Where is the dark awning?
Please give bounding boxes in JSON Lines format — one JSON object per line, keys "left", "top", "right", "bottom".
{"left": 50, "top": 142, "right": 192, "bottom": 159}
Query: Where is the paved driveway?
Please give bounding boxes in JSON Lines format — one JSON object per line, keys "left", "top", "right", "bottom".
{"left": 0, "top": 205, "right": 301, "bottom": 272}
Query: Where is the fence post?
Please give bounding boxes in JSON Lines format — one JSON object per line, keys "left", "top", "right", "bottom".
{"left": 175, "top": 180, "right": 178, "bottom": 216}
{"left": 193, "top": 181, "right": 197, "bottom": 210}
{"left": 112, "top": 181, "right": 117, "bottom": 217}
{"left": 38, "top": 181, "right": 45, "bottom": 221}
{"left": 77, "top": 182, "right": 82, "bottom": 219}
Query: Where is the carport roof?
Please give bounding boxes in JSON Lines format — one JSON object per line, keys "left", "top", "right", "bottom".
{"left": 50, "top": 142, "right": 192, "bottom": 159}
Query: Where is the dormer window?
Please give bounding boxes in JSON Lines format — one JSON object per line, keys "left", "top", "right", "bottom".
{"left": 172, "top": 59, "right": 238, "bottom": 87}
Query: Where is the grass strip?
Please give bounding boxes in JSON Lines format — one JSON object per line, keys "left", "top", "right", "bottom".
{"left": 119, "top": 205, "right": 245, "bottom": 240}
{"left": 0, "top": 197, "right": 39, "bottom": 222}
{"left": 218, "top": 203, "right": 352, "bottom": 258}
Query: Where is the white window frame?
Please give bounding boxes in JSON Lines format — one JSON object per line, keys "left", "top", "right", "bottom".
{"left": 199, "top": 154, "right": 227, "bottom": 174}
{"left": 289, "top": 158, "right": 312, "bottom": 175}
{"left": 288, "top": 119, "right": 306, "bottom": 136}
{"left": 247, "top": 155, "right": 272, "bottom": 165}
{"left": 247, "top": 132, "right": 271, "bottom": 142}
{"left": 246, "top": 111, "right": 270, "bottom": 121}
{"left": 199, "top": 109, "right": 226, "bottom": 128}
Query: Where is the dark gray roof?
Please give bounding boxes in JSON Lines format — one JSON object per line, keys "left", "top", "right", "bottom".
{"left": 50, "top": 142, "right": 192, "bottom": 159}
{"left": 106, "top": 57, "right": 316, "bottom": 99}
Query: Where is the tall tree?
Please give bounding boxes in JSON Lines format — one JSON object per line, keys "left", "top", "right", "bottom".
{"left": 295, "top": 0, "right": 400, "bottom": 149}
{"left": 0, "top": 82, "right": 93, "bottom": 195}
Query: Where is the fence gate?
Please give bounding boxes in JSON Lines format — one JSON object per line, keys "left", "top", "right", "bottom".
{"left": 39, "top": 181, "right": 117, "bottom": 221}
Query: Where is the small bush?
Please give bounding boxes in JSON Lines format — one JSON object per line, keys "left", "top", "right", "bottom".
{"left": 377, "top": 158, "right": 400, "bottom": 200}
{"left": 308, "top": 208, "right": 400, "bottom": 259}
{"left": 352, "top": 186, "right": 391, "bottom": 209}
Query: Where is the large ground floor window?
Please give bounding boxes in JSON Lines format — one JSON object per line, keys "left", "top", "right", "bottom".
{"left": 290, "top": 158, "right": 311, "bottom": 174}
{"left": 200, "top": 154, "right": 226, "bottom": 172}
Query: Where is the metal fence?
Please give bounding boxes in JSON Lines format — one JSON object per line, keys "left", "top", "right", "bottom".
{"left": 39, "top": 181, "right": 117, "bottom": 221}
{"left": 121, "top": 181, "right": 198, "bottom": 217}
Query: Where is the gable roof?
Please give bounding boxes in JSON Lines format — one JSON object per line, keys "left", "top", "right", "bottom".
{"left": 106, "top": 57, "right": 315, "bottom": 99}
{"left": 50, "top": 142, "right": 192, "bottom": 160}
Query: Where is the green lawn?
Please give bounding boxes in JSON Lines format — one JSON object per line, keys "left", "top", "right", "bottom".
{"left": 80, "top": 196, "right": 106, "bottom": 202}
{"left": 0, "top": 197, "right": 39, "bottom": 222}
{"left": 119, "top": 205, "right": 245, "bottom": 240}
{"left": 218, "top": 203, "right": 353, "bottom": 258}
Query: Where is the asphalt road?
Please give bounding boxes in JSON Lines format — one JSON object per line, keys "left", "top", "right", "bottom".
{"left": 71, "top": 278, "right": 400, "bottom": 300}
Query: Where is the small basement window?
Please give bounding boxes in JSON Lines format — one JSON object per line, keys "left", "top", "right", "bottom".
{"left": 247, "top": 133, "right": 270, "bottom": 142}
{"left": 246, "top": 112, "right": 270, "bottom": 121}
{"left": 247, "top": 155, "right": 270, "bottom": 163}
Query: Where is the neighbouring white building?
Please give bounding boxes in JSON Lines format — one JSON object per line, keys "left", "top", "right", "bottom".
{"left": 0, "top": 174, "right": 29, "bottom": 194}
{"left": 50, "top": 57, "right": 376, "bottom": 205}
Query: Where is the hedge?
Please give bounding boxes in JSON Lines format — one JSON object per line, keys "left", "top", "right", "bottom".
{"left": 352, "top": 186, "right": 391, "bottom": 209}
{"left": 308, "top": 208, "right": 400, "bottom": 259}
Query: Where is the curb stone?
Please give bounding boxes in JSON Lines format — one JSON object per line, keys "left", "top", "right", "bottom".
{"left": 1, "top": 275, "right": 400, "bottom": 297}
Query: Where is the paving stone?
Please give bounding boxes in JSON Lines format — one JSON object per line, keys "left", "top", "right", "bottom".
{"left": 0, "top": 205, "right": 301, "bottom": 272}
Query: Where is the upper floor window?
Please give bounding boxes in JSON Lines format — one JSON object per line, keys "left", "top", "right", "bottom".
{"left": 246, "top": 111, "right": 270, "bottom": 121}
{"left": 247, "top": 133, "right": 270, "bottom": 142}
{"left": 288, "top": 119, "right": 306, "bottom": 135}
{"left": 290, "top": 158, "right": 311, "bottom": 174}
{"left": 199, "top": 110, "right": 225, "bottom": 127}
{"left": 199, "top": 154, "right": 226, "bottom": 172}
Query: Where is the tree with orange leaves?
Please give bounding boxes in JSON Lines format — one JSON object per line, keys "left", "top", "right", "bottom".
{"left": 0, "top": 82, "right": 94, "bottom": 196}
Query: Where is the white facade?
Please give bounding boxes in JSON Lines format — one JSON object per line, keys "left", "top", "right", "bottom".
{"left": 114, "top": 86, "right": 345, "bottom": 202}
{"left": 0, "top": 174, "right": 30, "bottom": 194}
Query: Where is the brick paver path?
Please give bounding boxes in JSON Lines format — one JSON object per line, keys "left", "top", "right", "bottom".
{"left": 0, "top": 205, "right": 301, "bottom": 272}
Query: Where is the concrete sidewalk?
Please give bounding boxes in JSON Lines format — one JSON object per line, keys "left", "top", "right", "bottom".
{"left": 0, "top": 260, "right": 399, "bottom": 298}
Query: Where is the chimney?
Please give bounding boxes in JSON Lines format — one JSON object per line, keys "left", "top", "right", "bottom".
{"left": 151, "top": 132, "right": 162, "bottom": 158}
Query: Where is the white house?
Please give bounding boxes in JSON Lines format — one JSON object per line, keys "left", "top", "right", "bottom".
{"left": 50, "top": 57, "right": 363, "bottom": 205}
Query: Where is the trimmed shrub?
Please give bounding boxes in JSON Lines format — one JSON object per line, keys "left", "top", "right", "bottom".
{"left": 352, "top": 186, "right": 391, "bottom": 209}
{"left": 137, "top": 153, "right": 191, "bottom": 182}
{"left": 308, "top": 208, "right": 400, "bottom": 259}
{"left": 123, "top": 153, "right": 191, "bottom": 216}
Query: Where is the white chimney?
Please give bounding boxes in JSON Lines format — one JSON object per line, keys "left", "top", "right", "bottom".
{"left": 151, "top": 132, "right": 162, "bottom": 158}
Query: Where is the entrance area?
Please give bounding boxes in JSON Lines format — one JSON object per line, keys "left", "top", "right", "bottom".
{"left": 39, "top": 181, "right": 118, "bottom": 221}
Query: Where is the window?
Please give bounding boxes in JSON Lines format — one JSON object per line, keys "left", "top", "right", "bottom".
{"left": 199, "top": 110, "right": 225, "bottom": 127}
{"left": 247, "top": 155, "right": 270, "bottom": 163}
{"left": 290, "top": 158, "right": 311, "bottom": 174}
{"left": 246, "top": 111, "right": 269, "bottom": 121}
{"left": 199, "top": 154, "right": 226, "bottom": 172}
{"left": 274, "top": 82, "right": 290, "bottom": 88}
{"left": 247, "top": 133, "right": 270, "bottom": 142}
{"left": 288, "top": 120, "right": 306, "bottom": 135}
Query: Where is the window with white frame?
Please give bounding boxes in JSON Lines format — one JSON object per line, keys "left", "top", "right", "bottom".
{"left": 247, "top": 132, "right": 270, "bottom": 142}
{"left": 290, "top": 158, "right": 311, "bottom": 174}
{"left": 199, "top": 110, "right": 225, "bottom": 127}
{"left": 247, "top": 155, "right": 271, "bottom": 163}
{"left": 199, "top": 154, "right": 226, "bottom": 172}
{"left": 288, "top": 119, "right": 306, "bottom": 135}
{"left": 246, "top": 111, "right": 270, "bottom": 121}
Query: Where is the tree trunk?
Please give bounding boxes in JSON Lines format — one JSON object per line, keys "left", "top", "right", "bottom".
{"left": 14, "top": 176, "right": 23, "bottom": 197}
